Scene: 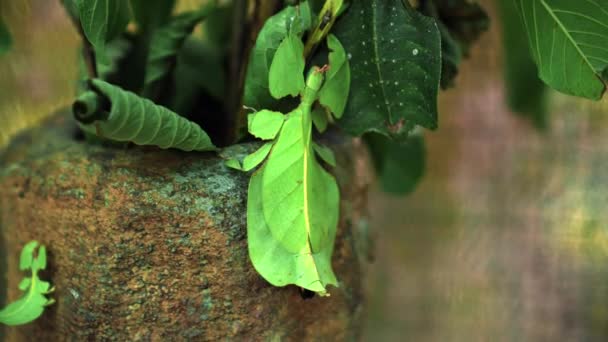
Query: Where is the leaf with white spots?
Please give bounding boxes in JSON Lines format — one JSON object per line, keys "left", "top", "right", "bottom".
{"left": 333, "top": 0, "right": 441, "bottom": 139}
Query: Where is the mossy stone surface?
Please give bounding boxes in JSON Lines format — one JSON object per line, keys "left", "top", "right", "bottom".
{"left": 0, "top": 111, "right": 369, "bottom": 341}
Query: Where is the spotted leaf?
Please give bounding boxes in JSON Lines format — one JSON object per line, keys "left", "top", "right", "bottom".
{"left": 333, "top": 0, "right": 441, "bottom": 139}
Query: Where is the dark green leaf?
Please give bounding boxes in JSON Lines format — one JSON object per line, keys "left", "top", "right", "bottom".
{"left": 0, "top": 17, "right": 12, "bottom": 56}
{"left": 243, "top": 2, "right": 313, "bottom": 110}
{"left": 170, "top": 38, "right": 226, "bottom": 114}
{"left": 498, "top": 0, "right": 547, "bottom": 129}
{"left": 418, "top": 0, "right": 488, "bottom": 88}
{"left": 269, "top": 32, "right": 306, "bottom": 99}
{"left": 73, "top": 79, "right": 217, "bottom": 151}
{"left": 333, "top": 0, "right": 442, "bottom": 139}
{"left": 313, "top": 142, "right": 336, "bottom": 167}
{"left": 75, "top": 0, "right": 131, "bottom": 61}
{"left": 318, "top": 34, "right": 350, "bottom": 118}
{"left": 129, "top": 0, "right": 175, "bottom": 32}
{"left": 143, "top": 8, "right": 213, "bottom": 97}
{"left": 366, "top": 133, "right": 425, "bottom": 196}
{"left": 0, "top": 241, "right": 54, "bottom": 326}
{"left": 516, "top": 0, "right": 608, "bottom": 99}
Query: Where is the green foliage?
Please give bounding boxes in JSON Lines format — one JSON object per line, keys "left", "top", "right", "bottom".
{"left": 366, "top": 133, "right": 425, "bottom": 196}
{"left": 143, "top": 7, "right": 213, "bottom": 98}
{"left": 243, "top": 2, "right": 313, "bottom": 110}
{"left": 418, "top": 0, "right": 489, "bottom": 89}
{"left": 0, "top": 241, "right": 54, "bottom": 326}
{"left": 73, "top": 79, "right": 217, "bottom": 151}
{"left": 333, "top": 0, "right": 441, "bottom": 139}
{"left": 498, "top": 0, "right": 547, "bottom": 129}
{"left": 0, "top": 17, "right": 11, "bottom": 56}
{"left": 129, "top": 0, "right": 175, "bottom": 33}
{"left": 516, "top": 0, "right": 608, "bottom": 100}
{"left": 75, "top": 0, "right": 131, "bottom": 63}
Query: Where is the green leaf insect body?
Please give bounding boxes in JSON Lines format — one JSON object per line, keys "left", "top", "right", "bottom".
{"left": 0, "top": 241, "right": 54, "bottom": 326}
{"left": 232, "top": 31, "right": 350, "bottom": 295}
{"left": 73, "top": 79, "right": 217, "bottom": 152}
{"left": 248, "top": 70, "right": 340, "bottom": 295}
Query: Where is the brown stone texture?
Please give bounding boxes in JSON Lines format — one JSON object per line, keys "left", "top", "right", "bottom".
{"left": 0, "top": 112, "right": 370, "bottom": 341}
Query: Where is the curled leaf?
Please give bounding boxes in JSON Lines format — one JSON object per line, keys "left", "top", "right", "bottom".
{"left": 73, "top": 79, "right": 217, "bottom": 151}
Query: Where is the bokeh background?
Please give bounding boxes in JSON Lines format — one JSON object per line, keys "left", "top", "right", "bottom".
{"left": 2, "top": 0, "right": 608, "bottom": 340}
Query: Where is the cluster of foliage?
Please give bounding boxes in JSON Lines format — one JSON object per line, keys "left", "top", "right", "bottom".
{"left": 0, "top": 241, "right": 54, "bottom": 326}
{"left": 1, "top": 0, "right": 607, "bottom": 323}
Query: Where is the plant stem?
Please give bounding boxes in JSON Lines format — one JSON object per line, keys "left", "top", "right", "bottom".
{"left": 229, "top": 0, "right": 282, "bottom": 144}
{"left": 60, "top": 2, "right": 98, "bottom": 78}
{"left": 303, "top": 0, "right": 344, "bottom": 58}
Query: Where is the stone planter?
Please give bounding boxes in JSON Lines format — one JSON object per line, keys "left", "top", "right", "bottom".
{"left": 0, "top": 111, "right": 370, "bottom": 341}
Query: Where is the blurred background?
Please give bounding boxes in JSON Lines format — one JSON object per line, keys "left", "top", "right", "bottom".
{"left": 2, "top": 0, "right": 608, "bottom": 340}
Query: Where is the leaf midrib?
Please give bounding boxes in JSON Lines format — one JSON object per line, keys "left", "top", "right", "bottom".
{"left": 537, "top": 0, "right": 597, "bottom": 75}
{"left": 371, "top": 1, "right": 393, "bottom": 123}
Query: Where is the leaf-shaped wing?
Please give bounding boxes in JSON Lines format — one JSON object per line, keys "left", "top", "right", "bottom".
{"left": 248, "top": 167, "right": 338, "bottom": 295}
{"left": 0, "top": 241, "right": 54, "bottom": 326}
{"left": 243, "top": 2, "right": 313, "bottom": 110}
{"left": 318, "top": 34, "right": 350, "bottom": 119}
{"left": 248, "top": 110, "right": 285, "bottom": 140}
{"left": 333, "top": 0, "right": 441, "bottom": 139}
{"left": 261, "top": 109, "right": 339, "bottom": 255}
{"left": 269, "top": 32, "right": 306, "bottom": 99}
{"left": 73, "top": 79, "right": 217, "bottom": 151}
{"left": 516, "top": 0, "right": 608, "bottom": 99}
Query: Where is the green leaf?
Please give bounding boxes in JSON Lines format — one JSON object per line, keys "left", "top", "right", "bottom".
{"left": 247, "top": 166, "right": 337, "bottom": 295}
{"left": 243, "top": 2, "right": 313, "bottom": 110}
{"left": 313, "top": 142, "right": 336, "bottom": 167}
{"left": 243, "top": 143, "right": 273, "bottom": 171}
{"left": 143, "top": 8, "right": 213, "bottom": 97}
{"left": 318, "top": 34, "right": 350, "bottom": 119}
{"left": 269, "top": 32, "right": 306, "bottom": 99}
{"left": 73, "top": 79, "right": 217, "bottom": 152}
{"left": 248, "top": 110, "right": 285, "bottom": 140}
{"left": 516, "top": 0, "right": 608, "bottom": 99}
{"left": 333, "top": 0, "right": 442, "bottom": 139}
{"left": 75, "top": 0, "right": 131, "bottom": 61}
{"left": 498, "top": 0, "right": 547, "bottom": 129}
{"left": 0, "top": 18, "right": 12, "bottom": 56}
{"left": 311, "top": 107, "right": 329, "bottom": 133}
{"left": 129, "top": 0, "right": 175, "bottom": 32}
{"left": 0, "top": 241, "right": 54, "bottom": 326}
{"left": 19, "top": 241, "right": 39, "bottom": 271}
{"left": 365, "top": 133, "right": 425, "bottom": 196}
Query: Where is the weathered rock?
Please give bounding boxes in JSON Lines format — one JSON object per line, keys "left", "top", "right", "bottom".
{"left": 0, "top": 112, "right": 370, "bottom": 341}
